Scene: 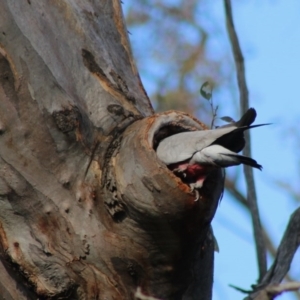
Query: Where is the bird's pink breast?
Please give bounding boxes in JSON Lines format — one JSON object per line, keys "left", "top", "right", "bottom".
{"left": 185, "top": 164, "right": 207, "bottom": 176}
{"left": 168, "top": 162, "right": 214, "bottom": 186}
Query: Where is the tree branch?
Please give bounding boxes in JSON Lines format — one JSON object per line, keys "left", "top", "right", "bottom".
{"left": 224, "top": 0, "right": 267, "bottom": 279}
{"left": 225, "top": 178, "right": 300, "bottom": 299}
{"left": 245, "top": 208, "right": 300, "bottom": 299}
{"left": 257, "top": 208, "right": 300, "bottom": 287}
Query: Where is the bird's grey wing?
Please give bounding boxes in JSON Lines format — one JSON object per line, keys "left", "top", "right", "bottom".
{"left": 156, "top": 127, "right": 235, "bottom": 165}
{"left": 156, "top": 132, "right": 197, "bottom": 164}
{"left": 196, "top": 145, "right": 241, "bottom": 167}
{"left": 193, "top": 126, "right": 237, "bottom": 151}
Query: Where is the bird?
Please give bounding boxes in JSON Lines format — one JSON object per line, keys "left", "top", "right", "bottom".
{"left": 156, "top": 108, "right": 267, "bottom": 199}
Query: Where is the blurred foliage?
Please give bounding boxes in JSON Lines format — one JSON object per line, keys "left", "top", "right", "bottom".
{"left": 124, "top": 0, "right": 236, "bottom": 123}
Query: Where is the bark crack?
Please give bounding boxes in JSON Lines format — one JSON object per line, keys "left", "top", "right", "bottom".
{"left": 81, "top": 49, "right": 140, "bottom": 112}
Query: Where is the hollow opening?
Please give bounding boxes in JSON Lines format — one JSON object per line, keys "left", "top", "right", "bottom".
{"left": 152, "top": 124, "right": 193, "bottom": 151}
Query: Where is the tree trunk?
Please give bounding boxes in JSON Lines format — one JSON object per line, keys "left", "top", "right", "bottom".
{"left": 0, "top": 1, "right": 224, "bottom": 299}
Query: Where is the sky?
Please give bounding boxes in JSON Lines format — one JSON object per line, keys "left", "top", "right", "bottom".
{"left": 213, "top": 0, "right": 300, "bottom": 300}
{"left": 124, "top": 1, "right": 300, "bottom": 299}
{"left": 210, "top": 2, "right": 300, "bottom": 300}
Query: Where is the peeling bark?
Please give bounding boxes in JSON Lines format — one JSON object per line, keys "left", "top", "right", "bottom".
{"left": 0, "top": 0, "right": 224, "bottom": 299}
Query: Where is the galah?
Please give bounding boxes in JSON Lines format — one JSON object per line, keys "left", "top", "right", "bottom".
{"left": 156, "top": 108, "right": 266, "bottom": 199}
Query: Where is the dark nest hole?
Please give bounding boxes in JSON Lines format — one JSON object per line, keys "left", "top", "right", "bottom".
{"left": 152, "top": 122, "right": 196, "bottom": 151}
{"left": 152, "top": 122, "right": 199, "bottom": 187}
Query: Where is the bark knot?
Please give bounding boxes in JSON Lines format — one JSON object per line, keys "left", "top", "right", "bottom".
{"left": 52, "top": 107, "right": 80, "bottom": 133}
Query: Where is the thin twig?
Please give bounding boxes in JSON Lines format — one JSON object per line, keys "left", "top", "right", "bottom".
{"left": 245, "top": 282, "right": 300, "bottom": 300}
{"left": 223, "top": 0, "right": 267, "bottom": 279}
{"left": 266, "top": 282, "right": 300, "bottom": 296}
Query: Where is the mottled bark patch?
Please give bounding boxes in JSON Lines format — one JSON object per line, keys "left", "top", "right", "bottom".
{"left": 82, "top": 49, "right": 136, "bottom": 104}
{"left": 107, "top": 104, "right": 125, "bottom": 116}
{"left": 111, "top": 257, "right": 143, "bottom": 287}
{"left": 0, "top": 54, "right": 17, "bottom": 103}
{"left": 81, "top": 49, "right": 106, "bottom": 79}
{"left": 52, "top": 107, "right": 80, "bottom": 133}
{"left": 109, "top": 69, "right": 128, "bottom": 93}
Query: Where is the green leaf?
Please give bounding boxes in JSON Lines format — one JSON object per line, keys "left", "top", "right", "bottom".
{"left": 200, "top": 81, "right": 212, "bottom": 100}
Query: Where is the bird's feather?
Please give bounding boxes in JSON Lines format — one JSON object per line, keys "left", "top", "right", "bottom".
{"left": 156, "top": 108, "right": 268, "bottom": 165}
{"left": 156, "top": 108, "right": 265, "bottom": 197}
{"left": 199, "top": 145, "right": 262, "bottom": 170}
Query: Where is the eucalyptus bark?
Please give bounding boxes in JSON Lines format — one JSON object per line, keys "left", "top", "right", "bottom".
{"left": 0, "top": 1, "right": 224, "bottom": 299}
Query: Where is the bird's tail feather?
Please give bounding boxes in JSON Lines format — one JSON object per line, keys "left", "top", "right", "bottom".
{"left": 213, "top": 123, "right": 270, "bottom": 153}
{"left": 237, "top": 108, "right": 257, "bottom": 127}
{"left": 223, "top": 153, "right": 262, "bottom": 170}
{"left": 236, "top": 108, "right": 272, "bottom": 129}
{"left": 238, "top": 123, "right": 271, "bottom": 131}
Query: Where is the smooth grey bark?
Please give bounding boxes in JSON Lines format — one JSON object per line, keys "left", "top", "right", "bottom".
{"left": 0, "top": 0, "right": 224, "bottom": 299}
